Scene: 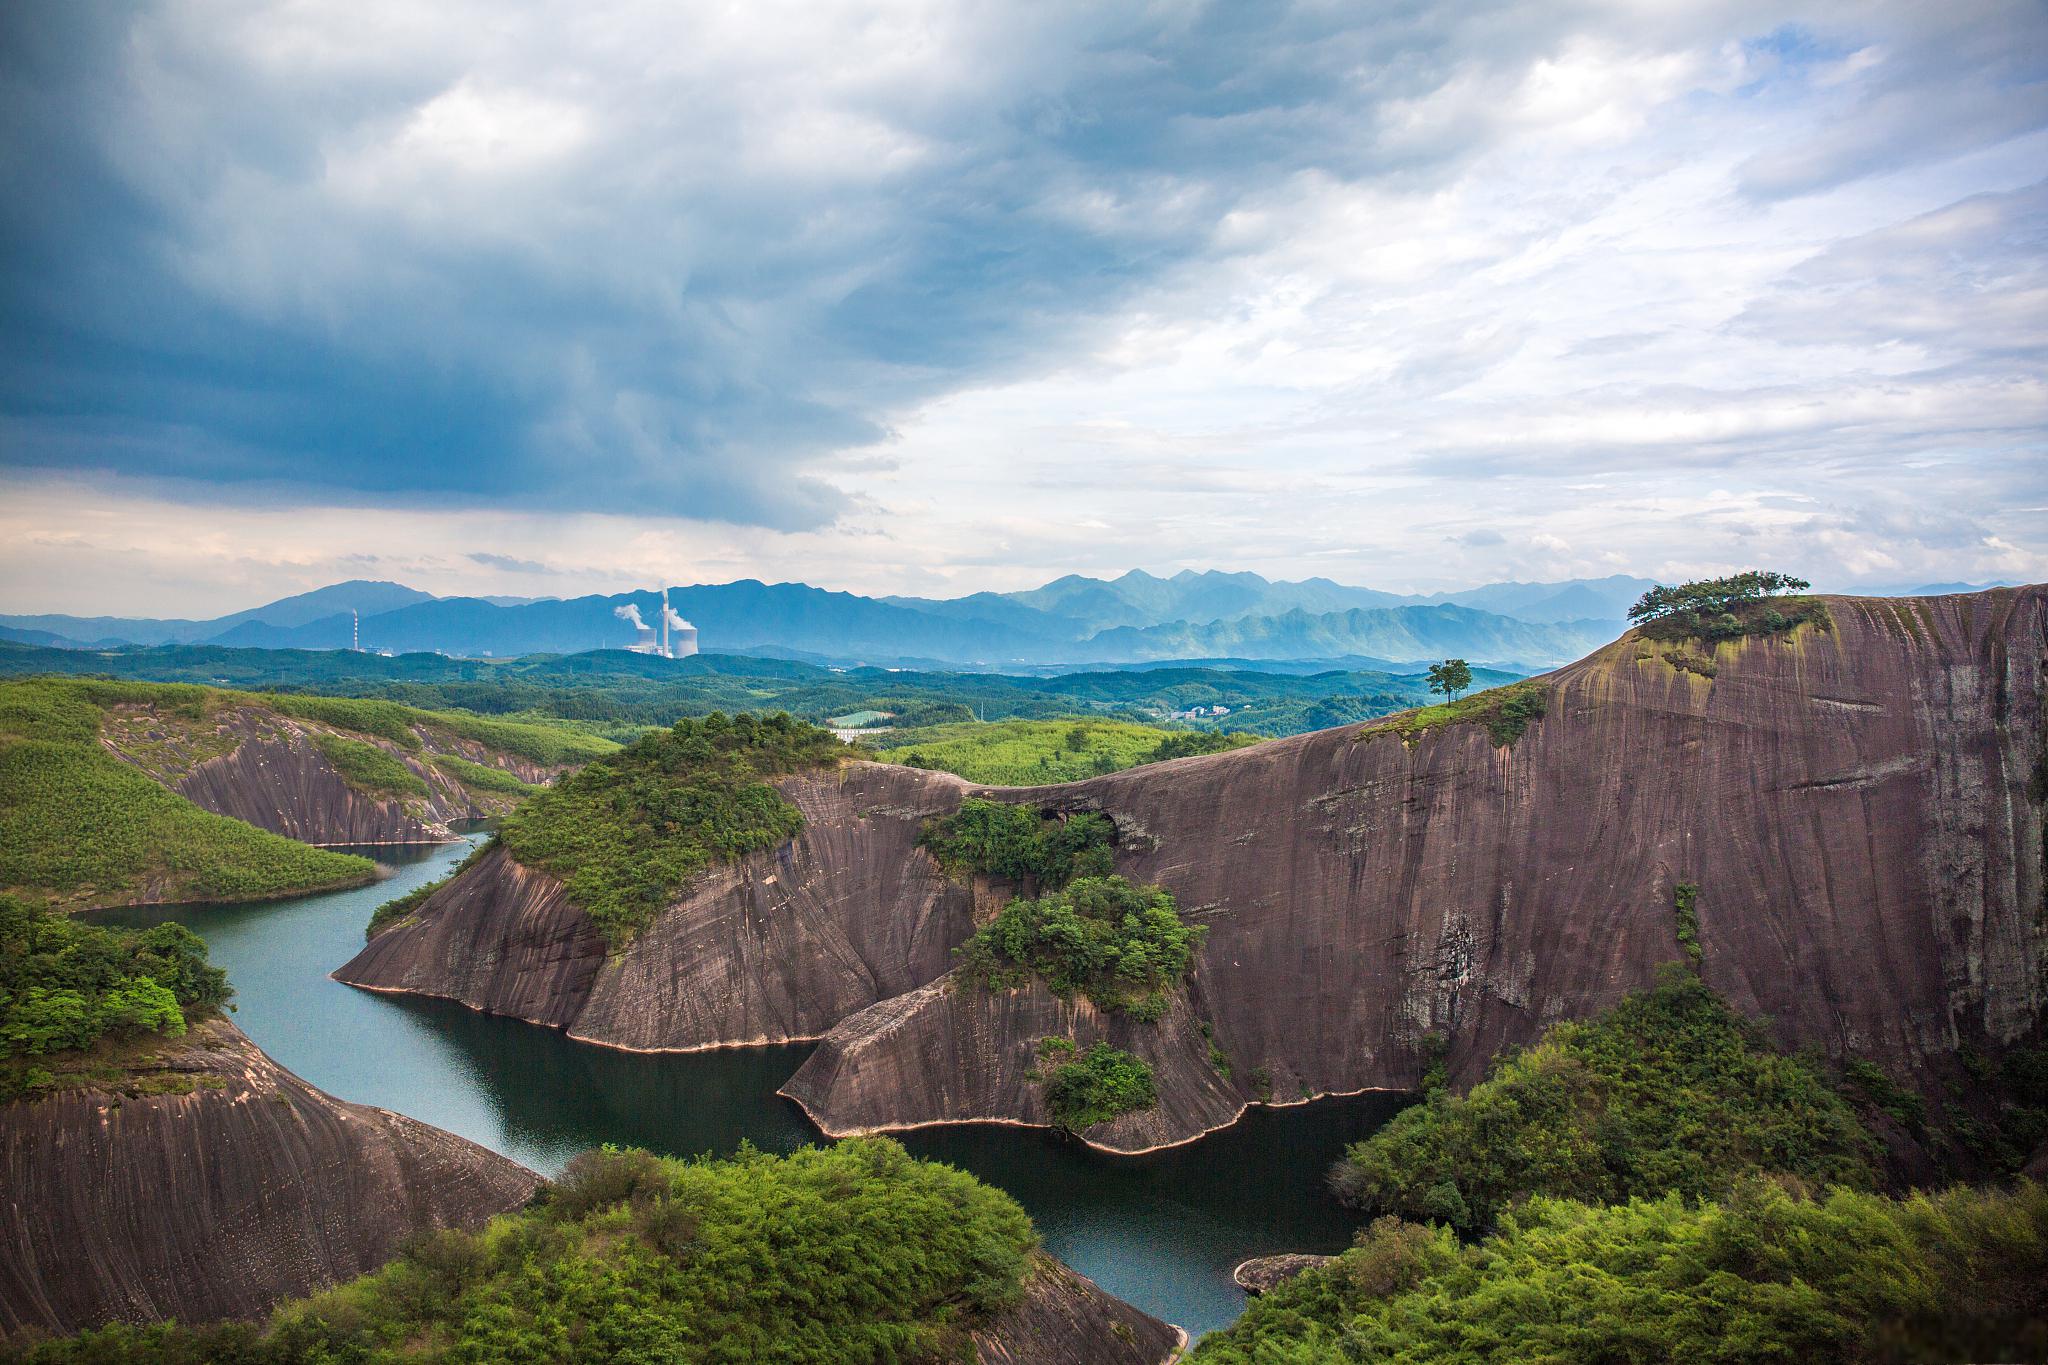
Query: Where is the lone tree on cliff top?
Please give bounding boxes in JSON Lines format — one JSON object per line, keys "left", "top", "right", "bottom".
{"left": 1427, "top": 658, "right": 1473, "bottom": 702}
{"left": 1629, "top": 572, "right": 1809, "bottom": 624}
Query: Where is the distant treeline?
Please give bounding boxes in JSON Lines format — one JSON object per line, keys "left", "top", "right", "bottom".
{"left": 0, "top": 640, "right": 1523, "bottom": 740}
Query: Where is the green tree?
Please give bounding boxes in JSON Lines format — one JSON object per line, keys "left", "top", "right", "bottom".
{"left": 1426, "top": 659, "right": 1472, "bottom": 702}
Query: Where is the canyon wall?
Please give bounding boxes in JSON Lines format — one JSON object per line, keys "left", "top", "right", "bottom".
{"left": 0, "top": 1019, "right": 539, "bottom": 1334}
{"left": 335, "top": 589, "right": 2047, "bottom": 1153}
{"left": 790, "top": 588, "right": 2046, "bottom": 1148}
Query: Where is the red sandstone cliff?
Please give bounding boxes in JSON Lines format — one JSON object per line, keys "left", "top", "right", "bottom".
{"left": 0, "top": 1018, "right": 540, "bottom": 1334}
{"left": 336, "top": 762, "right": 982, "bottom": 1049}
{"left": 334, "top": 589, "right": 2048, "bottom": 1153}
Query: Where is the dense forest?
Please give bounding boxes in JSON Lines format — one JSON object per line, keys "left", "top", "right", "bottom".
{"left": 1194, "top": 968, "right": 2048, "bottom": 1361}
{"left": 0, "top": 895, "right": 232, "bottom": 1100}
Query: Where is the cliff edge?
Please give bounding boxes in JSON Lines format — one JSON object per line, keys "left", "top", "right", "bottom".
{"left": 330, "top": 589, "right": 2046, "bottom": 1154}
{"left": 0, "top": 1018, "right": 540, "bottom": 1334}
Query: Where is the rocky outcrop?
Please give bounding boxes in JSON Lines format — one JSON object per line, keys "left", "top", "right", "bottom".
{"left": 101, "top": 702, "right": 562, "bottom": 846}
{"left": 333, "top": 589, "right": 2047, "bottom": 1155}
{"left": 789, "top": 588, "right": 2046, "bottom": 1148}
{"left": 1233, "top": 1254, "right": 1333, "bottom": 1295}
{"left": 336, "top": 763, "right": 982, "bottom": 1049}
{"left": 0, "top": 1018, "right": 539, "bottom": 1334}
{"left": 973, "top": 1253, "right": 1182, "bottom": 1364}
{"left": 782, "top": 977, "right": 1242, "bottom": 1153}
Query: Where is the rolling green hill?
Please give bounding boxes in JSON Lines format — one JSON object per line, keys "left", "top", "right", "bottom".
{"left": 0, "top": 678, "right": 612, "bottom": 912}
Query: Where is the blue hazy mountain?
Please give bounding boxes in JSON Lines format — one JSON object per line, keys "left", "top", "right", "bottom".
{"left": 1, "top": 571, "right": 1634, "bottom": 668}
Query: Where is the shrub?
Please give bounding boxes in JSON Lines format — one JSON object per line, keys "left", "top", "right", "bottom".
{"left": 1043, "top": 1044, "right": 1158, "bottom": 1131}
{"left": 1673, "top": 881, "right": 1702, "bottom": 968}
{"left": 498, "top": 713, "right": 843, "bottom": 946}
{"left": 1329, "top": 967, "right": 1875, "bottom": 1233}
{"left": 921, "top": 798, "right": 1117, "bottom": 888}
{"left": 955, "top": 875, "right": 1205, "bottom": 1016}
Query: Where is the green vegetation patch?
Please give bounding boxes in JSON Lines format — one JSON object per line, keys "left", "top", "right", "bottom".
{"left": 268, "top": 694, "right": 426, "bottom": 749}
{"left": 12, "top": 1138, "right": 1038, "bottom": 1363}
{"left": 1354, "top": 678, "right": 1551, "bottom": 750}
{"left": 313, "top": 733, "right": 430, "bottom": 800}
{"left": 956, "top": 874, "right": 1205, "bottom": 1020}
{"left": 427, "top": 752, "right": 537, "bottom": 796}
{"left": 1043, "top": 1042, "right": 1158, "bottom": 1131}
{"left": 2, "top": 895, "right": 232, "bottom": 1101}
{"left": 498, "top": 713, "right": 844, "bottom": 946}
{"left": 1330, "top": 968, "right": 1875, "bottom": 1233}
{"left": 877, "top": 717, "right": 1255, "bottom": 784}
{"left": 1672, "top": 881, "right": 1702, "bottom": 968}
{"left": 0, "top": 680, "right": 375, "bottom": 910}
{"left": 419, "top": 711, "right": 616, "bottom": 768}
{"left": 1629, "top": 570, "right": 1831, "bottom": 644}
{"left": 921, "top": 797, "right": 1116, "bottom": 888}
{"left": 364, "top": 838, "right": 499, "bottom": 941}
{"left": 1190, "top": 1178, "right": 2048, "bottom": 1365}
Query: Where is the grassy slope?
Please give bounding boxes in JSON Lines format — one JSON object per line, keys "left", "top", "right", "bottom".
{"left": 0, "top": 680, "right": 376, "bottom": 910}
{"left": 871, "top": 717, "right": 1256, "bottom": 784}
{"left": 0, "top": 677, "right": 614, "bottom": 911}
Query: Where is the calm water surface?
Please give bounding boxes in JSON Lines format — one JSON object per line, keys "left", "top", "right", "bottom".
{"left": 90, "top": 836, "right": 1405, "bottom": 1338}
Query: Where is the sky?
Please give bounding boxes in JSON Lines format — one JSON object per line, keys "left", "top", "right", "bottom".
{"left": 1, "top": 0, "right": 2044, "bottom": 616}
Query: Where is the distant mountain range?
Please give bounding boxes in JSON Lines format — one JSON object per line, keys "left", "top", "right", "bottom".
{"left": 0, "top": 568, "right": 1844, "bottom": 670}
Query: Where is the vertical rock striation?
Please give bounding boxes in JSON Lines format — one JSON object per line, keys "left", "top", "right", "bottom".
{"left": 336, "top": 763, "right": 982, "bottom": 1049}
{"left": 788, "top": 588, "right": 2046, "bottom": 1148}
{"left": 330, "top": 589, "right": 2046, "bottom": 1154}
{"left": 0, "top": 1019, "right": 539, "bottom": 1334}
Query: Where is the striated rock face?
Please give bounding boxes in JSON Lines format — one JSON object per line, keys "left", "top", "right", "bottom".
{"left": 336, "top": 763, "right": 982, "bottom": 1049}
{"left": 332, "top": 589, "right": 2047, "bottom": 1154}
{"left": 0, "top": 1018, "right": 539, "bottom": 1334}
{"left": 782, "top": 976, "right": 1242, "bottom": 1154}
{"left": 973, "top": 1253, "right": 1183, "bottom": 1364}
{"left": 100, "top": 702, "right": 567, "bottom": 848}
{"left": 789, "top": 588, "right": 2046, "bottom": 1148}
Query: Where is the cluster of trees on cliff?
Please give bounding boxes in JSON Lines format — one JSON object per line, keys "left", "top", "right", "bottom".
{"left": 1628, "top": 570, "right": 1826, "bottom": 642}
{"left": 1, "top": 896, "right": 231, "bottom": 1099}
{"left": 4, "top": 1139, "right": 1042, "bottom": 1363}
{"left": 955, "top": 875, "right": 1205, "bottom": 1022}
{"left": 497, "top": 712, "right": 846, "bottom": 945}
{"left": 919, "top": 798, "right": 1117, "bottom": 886}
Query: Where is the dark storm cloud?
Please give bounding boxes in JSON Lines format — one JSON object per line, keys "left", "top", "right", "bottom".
{"left": 1, "top": 0, "right": 2043, "bottom": 531}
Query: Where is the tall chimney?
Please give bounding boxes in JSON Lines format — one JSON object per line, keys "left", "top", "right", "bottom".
{"left": 661, "top": 587, "right": 670, "bottom": 658}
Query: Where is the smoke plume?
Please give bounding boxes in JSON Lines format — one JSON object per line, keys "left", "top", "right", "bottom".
{"left": 613, "top": 603, "right": 646, "bottom": 630}
{"left": 664, "top": 606, "right": 692, "bottom": 631}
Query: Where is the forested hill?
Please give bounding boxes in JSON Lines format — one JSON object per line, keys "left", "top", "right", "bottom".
{"left": 0, "top": 678, "right": 611, "bottom": 911}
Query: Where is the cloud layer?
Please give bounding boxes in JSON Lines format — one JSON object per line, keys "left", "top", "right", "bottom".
{"left": 1, "top": 0, "right": 2043, "bottom": 611}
